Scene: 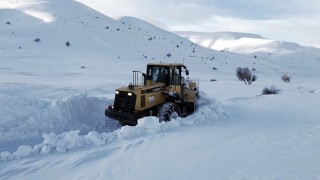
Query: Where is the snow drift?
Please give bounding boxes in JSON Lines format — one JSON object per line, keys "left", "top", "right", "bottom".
{"left": 0, "top": 93, "right": 119, "bottom": 152}
{"left": 1, "top": 93, "right": 225, "bottom": 161}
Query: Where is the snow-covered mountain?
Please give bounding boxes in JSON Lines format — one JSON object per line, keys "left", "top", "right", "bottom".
{"left": 175, "top": 31, "right": 320, "bottom": 54}
{"left": 1, "top": 0, "right": 320, "bottom": 179}
{"left": 176, "top": 31, "right": 320, "bottom": 77}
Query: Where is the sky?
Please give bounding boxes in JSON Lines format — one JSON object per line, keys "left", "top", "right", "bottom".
{"left": 75, "top": 0, "right": 320, "bottom": 48}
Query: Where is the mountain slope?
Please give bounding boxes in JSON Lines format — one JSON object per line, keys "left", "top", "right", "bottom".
{"left": 1, "top": 1, "right": 221, "bottom": 65}
{"left": 176, "top": 31, "right": 320, "bottom": 77}
{"left": 175, "top": 31, "right": 320, "bottom": 54}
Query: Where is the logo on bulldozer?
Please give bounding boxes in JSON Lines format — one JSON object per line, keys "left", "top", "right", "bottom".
{"left": 153, "top": 87, "right": 161, "bottom": 92}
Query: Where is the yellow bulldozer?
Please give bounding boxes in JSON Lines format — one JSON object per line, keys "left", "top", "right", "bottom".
{"left": 105, "top": 63, "right": 199, "bottom": 125}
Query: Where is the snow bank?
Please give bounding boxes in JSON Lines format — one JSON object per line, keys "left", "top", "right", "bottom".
{"left": 0, "top": 93, "right": 225, "bottom": 161}
{"left": 15, "top": 145, "right": 33, "bottom": 158}
{"left": 31, "top": 92, "right": 119, "bottom": 133}
{"left": 0, "top": 93, "right": 119, "bottom": 152}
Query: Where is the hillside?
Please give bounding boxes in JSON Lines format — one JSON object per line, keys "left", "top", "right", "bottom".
{"left": 1, "top": 0, "right": 320, "bottom": 179}
{"left": 176, "top": 31, "right": 320, "bottom": 78}
{"left": 175, "top": 31, "right": 320, "bottom": 54}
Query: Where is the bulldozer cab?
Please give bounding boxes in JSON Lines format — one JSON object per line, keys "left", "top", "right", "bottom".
{"left": 145, "top": 63, "right": 188, "bottom": 89}
{"left": 147, "top": 65, "right": 169, "bottom": 85}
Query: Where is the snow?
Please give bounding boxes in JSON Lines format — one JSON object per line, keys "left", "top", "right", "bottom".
{"left": 14, "top": 145, "right": 32, "bottom": 158}
{"left": 0, "top": 92, "right": 119, "bottom": 152}
{"left": 1, "top": 0, "right": 320, "bottom": 179}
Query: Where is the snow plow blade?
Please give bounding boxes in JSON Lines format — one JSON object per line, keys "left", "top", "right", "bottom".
{"left": 105, "top": 107, "right": 141, "bottom": 125}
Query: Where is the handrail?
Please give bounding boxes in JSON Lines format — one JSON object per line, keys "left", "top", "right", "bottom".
{"left": 132, "top": 71, "right": 144, "bottom": 87}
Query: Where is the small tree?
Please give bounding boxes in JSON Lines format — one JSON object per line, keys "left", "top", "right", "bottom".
{"left": 236, "top": 67, "right": 257, "bottom": 85}
{"left": 262, "top": 85, "right": 281, "bottom": 95}
{"left": 281, "top": 73, "right": 291, "bottom": 83}
{"left": 65, "top": 41, "right": 70, "bottom": 47}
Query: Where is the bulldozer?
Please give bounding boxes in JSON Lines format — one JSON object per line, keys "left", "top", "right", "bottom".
{"left": 105, "top": 63, "right": 199, "bottom": 125}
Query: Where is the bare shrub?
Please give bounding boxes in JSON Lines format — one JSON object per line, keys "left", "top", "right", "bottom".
{"left": 34, "top": 38, "right": 41, "bottom": 42}
{"left": 262, "top": 85, "right": 281, "bottom": 95}
{"left": 236, "top": 67, "right": 257, "bottom": 85}
{"left": 281, "top": 73, "right": 291, "bottom": 83}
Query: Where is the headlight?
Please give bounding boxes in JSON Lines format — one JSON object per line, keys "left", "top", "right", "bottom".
{"left": 115, "top": 91, "right": 119, "bottom": 95}
{"left": 128, "top": 92, "right": 132, "bottom": 96}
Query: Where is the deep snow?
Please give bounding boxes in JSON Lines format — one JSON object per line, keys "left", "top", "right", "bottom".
{"left": 1, "top": 0, "right": 320, "bottom": 179}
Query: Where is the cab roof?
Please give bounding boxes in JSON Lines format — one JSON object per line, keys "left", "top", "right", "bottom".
{"left": 147, "top": 63, "right": 185, "bottom": 67}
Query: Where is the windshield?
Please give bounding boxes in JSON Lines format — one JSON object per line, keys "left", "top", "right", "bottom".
{"left": 147, "top": 65, "right": 181, "bottom": 85}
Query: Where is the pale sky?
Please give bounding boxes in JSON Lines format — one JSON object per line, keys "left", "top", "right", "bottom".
{"left": 76, "top": 0, "right": 320, "bottom": 48}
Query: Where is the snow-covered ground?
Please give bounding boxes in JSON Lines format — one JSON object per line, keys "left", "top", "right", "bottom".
{"left": 1, "top": 0, "right": 320, "bottom": 179}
